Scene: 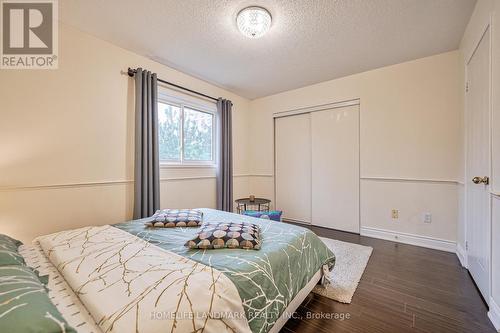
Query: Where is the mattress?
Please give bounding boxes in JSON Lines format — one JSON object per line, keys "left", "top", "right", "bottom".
{"left": 19, "top": 241, "right": 321, "bottom": 333}
{"left": 18, "top": 208, "right": 334, "bottom": 333}
{"left": 114, "top": 208, "right": 335, "bottom": 333}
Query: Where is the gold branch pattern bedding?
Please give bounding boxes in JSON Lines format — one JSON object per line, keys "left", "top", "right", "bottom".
{"left": 37, "top": 226, "right": 252, "bottom": 333}
{"left": 114, "top": 209, "right": 336, "bottom": 333}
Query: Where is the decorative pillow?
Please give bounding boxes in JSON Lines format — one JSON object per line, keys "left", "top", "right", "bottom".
{"left": 0, "top": 234, "right": 25, "bottom": 266}
{"left": 0, "top": 265, "right": 76, "bottom": 333}
{"left": 242, "top": 210, "right": 283, "bottom": 222}
{"left": 146, "top": 209, "right": 203, "bottom": 228}
{"left": 186, "top": 222, "right": 262, "bottom": 250}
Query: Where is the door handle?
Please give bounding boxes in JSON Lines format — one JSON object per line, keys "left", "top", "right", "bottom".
{"left": 472, "top": 176, "right": 489, "bottom": 185}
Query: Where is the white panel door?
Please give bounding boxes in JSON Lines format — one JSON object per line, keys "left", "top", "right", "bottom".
{"left": 275, "top": 113, "right": 312, "bottom": 223}
{"left": 311, "top": 105, "right": 359, "bottom": 232}
{"left": 466, "top": 27, "right": 490, "bottom": 302}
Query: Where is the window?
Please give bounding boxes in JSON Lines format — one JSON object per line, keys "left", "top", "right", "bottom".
{"left": 158, "top": 100, "right": 215, "bottom": 166}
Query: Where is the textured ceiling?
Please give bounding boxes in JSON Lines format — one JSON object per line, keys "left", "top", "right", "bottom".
{"left": 60, "top": 0, "right": 476, "bottom": 99}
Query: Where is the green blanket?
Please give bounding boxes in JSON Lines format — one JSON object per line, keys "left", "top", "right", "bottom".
{"left": 114, "top": 209, "right": 335, "bottom": 333}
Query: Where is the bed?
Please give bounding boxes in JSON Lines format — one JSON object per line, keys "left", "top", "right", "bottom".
{"left": 15, "top": 209, "right": 335, "bottom": 333}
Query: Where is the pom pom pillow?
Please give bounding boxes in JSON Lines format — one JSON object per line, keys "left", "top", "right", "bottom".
{"left": 145, "top": 209, "right": 203, "bottom": 228}
{"left": 186, "top": 222, "right": 262, "bottom": 250}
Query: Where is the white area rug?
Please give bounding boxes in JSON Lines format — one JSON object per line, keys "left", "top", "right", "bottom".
{"left": 313, "top": 237, "right": 373, "bottom": 303}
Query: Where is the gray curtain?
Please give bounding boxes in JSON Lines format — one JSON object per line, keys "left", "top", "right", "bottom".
{"left": 133, "top": 68, "right": 160, "bottom": 219}
{"left": 216, "top": 98, "right": 233, "bottom": 212}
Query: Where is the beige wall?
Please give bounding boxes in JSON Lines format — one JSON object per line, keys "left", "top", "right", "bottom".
{"left": 0, "top": 14, "right": 486, "bottom": 305}
{"left": 0, "top": 22, "right": 466, "bottom": 251}
{"left": 460, "top": 0, "right": 500, "bottom": 326}
{"left": 0, "top": 23, "right": 252, "bottom": 243}
{"left": 248, "top": 51, "right": 462, "bottom": 246}
{"left": 0, "top": 5, "right": 496, "bottom": 328}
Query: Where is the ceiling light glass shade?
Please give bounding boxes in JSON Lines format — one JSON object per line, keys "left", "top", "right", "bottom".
{"left": 237, "top": 6, "right": 272, "bottom": 38}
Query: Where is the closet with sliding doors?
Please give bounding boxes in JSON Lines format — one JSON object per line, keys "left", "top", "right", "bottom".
{"left": 274, "top": 100, "right": 360, "bottom": 233}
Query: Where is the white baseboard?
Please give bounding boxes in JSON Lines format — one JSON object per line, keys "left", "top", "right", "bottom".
{"left": 360, "top": 227, "right": 456, "bottom": 252}
{"left": 456, "top": 243, "right": 468, "bottom": 268}
{"left": 488, "top": 298, "right": 500, "bottom": 332}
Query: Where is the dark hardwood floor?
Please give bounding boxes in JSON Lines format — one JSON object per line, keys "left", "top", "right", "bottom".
{"left": 281, "top": 223, "right": 496, "bottom": 333}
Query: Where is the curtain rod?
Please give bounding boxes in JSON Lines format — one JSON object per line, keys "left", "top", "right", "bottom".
{"left": 127, "top": 68, "right": 219, "bottom": 102}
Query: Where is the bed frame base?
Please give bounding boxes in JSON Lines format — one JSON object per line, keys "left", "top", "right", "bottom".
{"left": 268, "top": 269, "right": 322, "bottom": 333}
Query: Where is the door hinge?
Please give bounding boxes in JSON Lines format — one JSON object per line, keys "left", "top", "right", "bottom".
{"left": 466, "top": 81, "right": 469, "bottom": 93}
{"left": 465, "top": 241, "right": 468, "bottom": 251}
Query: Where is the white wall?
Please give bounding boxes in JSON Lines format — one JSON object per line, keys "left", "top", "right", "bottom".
{"left": 248, "top": 51, "right": 462, "bottom": 250}
{"left": 493, "top": 1, "right": 500, "bottom": 327}
{"left": 0, "top": 22, "right": 252, "bottom": 243}
{"left": 460, "top": 0, "right": 500, "bottom": 329}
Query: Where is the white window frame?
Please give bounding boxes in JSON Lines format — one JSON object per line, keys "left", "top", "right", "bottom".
{"left": 158, "top": 91, "right": 217, "bottom": 168}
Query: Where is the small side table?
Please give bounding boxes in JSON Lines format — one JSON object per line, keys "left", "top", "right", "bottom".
{"left": 235, "top": 198, "right": 271, "bottom": 214}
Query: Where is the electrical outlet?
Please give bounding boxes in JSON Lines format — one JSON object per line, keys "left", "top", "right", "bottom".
{"left": 391, "top": 209, "right": 399, "bottom": 219}
{"left": 423, "top": 213, "right": 432, "bottom": 223}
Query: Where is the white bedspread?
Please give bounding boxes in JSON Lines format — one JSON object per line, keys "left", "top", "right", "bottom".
{"left": 19, "top": 243, "right": 102, "bottom": 333}
{"left": 37, "top": 225, "right": 252, "bottom": 333}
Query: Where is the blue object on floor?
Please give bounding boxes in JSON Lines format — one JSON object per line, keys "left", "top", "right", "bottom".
{"left": 242, "top": 210, "right": 283, "bottom": 222}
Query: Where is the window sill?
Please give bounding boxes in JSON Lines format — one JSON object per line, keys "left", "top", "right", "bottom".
{"left": 160, "top": 164, "right": 216, "bottom": 169}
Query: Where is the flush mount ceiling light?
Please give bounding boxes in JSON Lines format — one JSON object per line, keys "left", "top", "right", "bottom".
{"left": 236, "top": 6, "right": 272, "bottom": 38}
